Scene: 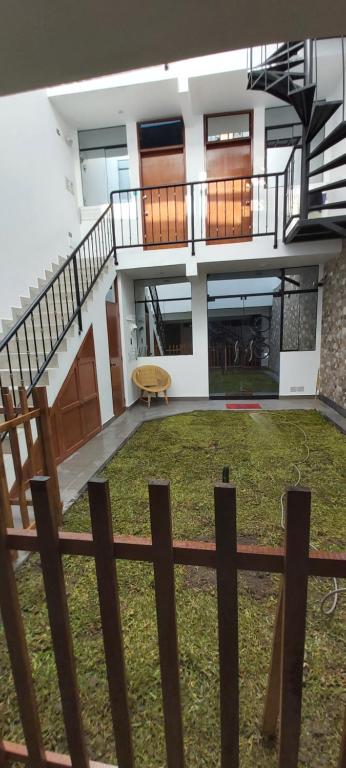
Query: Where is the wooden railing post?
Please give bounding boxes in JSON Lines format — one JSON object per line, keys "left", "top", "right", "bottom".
{"left": 18, "top": 386, "right": 35, "bottom": 479}
{"left": 279, "top": 487, "right": 311, "bottom": 768}
{"left": 88, "top": 478, "right": 134, "bottom": 768}
{"left": 32, "top": 387, "right": 62, "bottom": 526}
{"left": 2, "top": 387, "right": 29, "bottom": 527}
{"left": 0, "top": 476, "right": 45, "bottom": 767}
{"left": 214, "top": 483, "right": 239, "bottom": 768}
{"left": 31, "top": 476, "right": 89, "bottom": 768}
{"left": 0, "top": 436, "right": 14, "bottom": 529}
{"left": 149, "top": 480, "right": 185, "bottom": 768}
{"left": 261, "top": 579, "right": 283, "bottom": 738}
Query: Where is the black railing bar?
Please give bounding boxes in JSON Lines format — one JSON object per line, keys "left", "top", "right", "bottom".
{"left": 115, "top": 231, "right": 276, "bottom": 250}
{"left": 0, "top": 205, "right": 112, "bottom": 353}
{"left": 22, "top": 246, "right": 114, "bottom": 398}
{"left": 110, "top": 173, "right": 283, "bottom": 197}
{"left": 207, "top": 287, "right": 318, "bottom": 301}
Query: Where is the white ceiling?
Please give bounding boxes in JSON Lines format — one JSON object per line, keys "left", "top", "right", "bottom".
{"left": 50, "top": 68, "right": 279, "bottom": 130}
{"left": 1, "top": 0, "right": 346, "bottom": 97}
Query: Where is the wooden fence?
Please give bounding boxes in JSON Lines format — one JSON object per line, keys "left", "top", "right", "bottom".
{"left": 0, "top": 386, "right": 62, "bottom": 541}
{"left": 0, "top": 478, "right": 345, "bottom": 768}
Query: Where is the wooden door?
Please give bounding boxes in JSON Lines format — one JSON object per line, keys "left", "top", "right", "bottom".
{"left": 206, "top": 141, "right": 252, "bottom": 243}
{"left": 141, "top": 149, "right": 187, "bottom": 248}
{"left": 52, "top": 328, "right": 101, "bottom": 461}
{"left": 106, "top": 280, "right": 125, "bottom": 417}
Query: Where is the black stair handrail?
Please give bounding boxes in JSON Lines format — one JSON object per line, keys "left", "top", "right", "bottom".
{"left": 0, "top": 204, "right": 115, "bottom": 414}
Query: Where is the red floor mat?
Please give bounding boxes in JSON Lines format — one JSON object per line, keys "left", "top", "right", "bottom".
{"left": 225, "top": 403, "right": 262, "bottom": 410}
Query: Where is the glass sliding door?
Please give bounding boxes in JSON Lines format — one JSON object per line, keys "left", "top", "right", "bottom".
{"left": 208, "top": 273, "right": 282, "bottom": 397}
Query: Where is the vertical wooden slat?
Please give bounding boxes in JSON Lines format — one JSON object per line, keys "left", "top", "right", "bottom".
{"left": 339, "top": 708, "right": 346, "bottom": 768}
{"left": 2, "top": 389, "right": 29, "bottom": 527}
{"left": 0, "top": 437, "right": 14, "bottom": 528}
{"left": 18, "top": 387, "right": 34, "bottom": 478}
{"left": 214, "top": 483, "right": 239, "bottom": 768}
{"left": 279, "top": 487, "right": 311, "bottom": 768}
{"left": 32, "top": 387, "right": 62, "bottom": 526}
{"left": 262, "top": 579, "right": 283, "bottom": 738}
{"left": 31, "top": 476, "right": 89, "bottom": 768}
{"left": 0, "top": 478, "right": 45, "bottom": 767}
{"left": 148, "top": 480, "right": 185, "bottom": 768}
{"left": 88, "top": 478, "right": 134, "bottom": 768}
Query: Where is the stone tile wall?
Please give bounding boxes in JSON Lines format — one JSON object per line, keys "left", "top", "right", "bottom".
{"left": 320, "top": 247, "right": 346, "bottom": 412}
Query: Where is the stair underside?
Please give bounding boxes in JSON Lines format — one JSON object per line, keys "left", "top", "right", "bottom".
{"left": 309, "top": 152, "right": 346, "bottom": 177}
{"left": 309, "top": 178, "right": 346, "bottom": 195}
{"left": 308, "top": 120, "right": 346, "bottom": 159}
{"left": 265, "top": 41, "right": 305, "bottom": 66}
{"left": 285, "top": 215, "right": 346, "bottom": 242}
{"left": 306, "top": 101, "right": 343, "bottom": 143}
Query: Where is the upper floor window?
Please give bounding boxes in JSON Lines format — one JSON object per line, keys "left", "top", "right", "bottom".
{"left": 78, "top": 126, "right": 128, "bottom": 206}
{"left": 206, "top": 113, "right": 251, "bottom": 143}
{"left": 138, "top": 119, "right": 184, "bottom": 150}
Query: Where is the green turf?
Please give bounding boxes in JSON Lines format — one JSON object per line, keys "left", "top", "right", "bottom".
{"left": 0, "top": 411, "right": 345, "bottom": 767}
{"left": 209, "top": 367, "right": 279, "bottom": 394}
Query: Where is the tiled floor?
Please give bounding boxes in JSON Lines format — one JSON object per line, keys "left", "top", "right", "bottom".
{"left": 57, "top": 397, "right": 346, "bottom": 511}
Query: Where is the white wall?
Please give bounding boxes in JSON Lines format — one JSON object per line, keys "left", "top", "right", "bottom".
{"left": 117, "top": 271, "right": 138, "bottom": 405}
{"left": 279, "top": 272, "right": 323, "bottom": 396}
{"left": 0, "top": 89, "right": 81, "bottom": 322}
{"left": 136, "top": 273, "right": 209, "bottom": 400}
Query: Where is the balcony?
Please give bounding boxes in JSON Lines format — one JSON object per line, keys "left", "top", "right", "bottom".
{"left": 110, "top": 173, "right": 281, "bottom": 255}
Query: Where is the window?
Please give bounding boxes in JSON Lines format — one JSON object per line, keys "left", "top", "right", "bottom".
{"left": 138, "top": 119, "right": 184, "bottom": 150}
{"left": 206, "top": 113, "right": 250, "bottom": 143}
{"left": 135, "top": 279, "right": 192, "bottom": 357}
{"left": 282, "top": 266, "right": 319, "bottom": 351}
{"left": 78, "top": 126, "right": 128, "bottom": 206}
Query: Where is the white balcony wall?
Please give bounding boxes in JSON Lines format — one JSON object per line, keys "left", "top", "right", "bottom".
{"left": 0, "top": 89, "right": 81, "bottom": 323}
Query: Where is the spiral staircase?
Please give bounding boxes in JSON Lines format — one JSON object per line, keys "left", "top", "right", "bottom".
{"left": 248, "top": 40, "right": 346, "bottom": 242}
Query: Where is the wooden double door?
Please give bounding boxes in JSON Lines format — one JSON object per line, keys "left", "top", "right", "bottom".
{"left": 51, "top": 328, "right": 101, "bottom": 462}
{"left": 141, "top": 149, "right": 187, "bottom": 248}
{"left": 206, "top": 140, "right": 252, "bottom": 243}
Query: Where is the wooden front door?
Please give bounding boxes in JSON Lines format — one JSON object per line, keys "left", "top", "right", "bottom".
{"left": 141, "top": 149, "right": 187, "bottom": 248}
{"left": 106, "top": 280, "right": 125, "bottom": 417}
{"left": 51, "top": 328, "right": 101, "bottom": 462}
{"left": 206, "top": 139, "right": 252, "bottom": 243}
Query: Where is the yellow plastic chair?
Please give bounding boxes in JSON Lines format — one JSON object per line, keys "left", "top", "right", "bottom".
{"left": 132, "top": 365, "right": 171, "bottom": 407}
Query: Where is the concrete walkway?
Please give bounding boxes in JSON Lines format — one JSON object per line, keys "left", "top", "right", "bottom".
{"left": 57, "top": 397, "right": 346, "bottom": 511}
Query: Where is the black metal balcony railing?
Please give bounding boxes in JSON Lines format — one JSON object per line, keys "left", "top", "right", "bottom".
{"left": 0, "top": 205, "right": 114, "bottom": 413}
{"left": 110, "top": 173, "right": 281, "bottom": 255}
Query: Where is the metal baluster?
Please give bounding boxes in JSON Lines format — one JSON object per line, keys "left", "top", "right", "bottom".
{"left": 68, "top": 261, "right": 76, "bottom": 315}
{"left": 51, "top": 282, "right": 59, "bottom": 341}
{"left": 15, "top": 331, "right": 24, "bottom": 387}
{"left": 150, "top": 188, "right": 154, "bottom": 243}
{"left": 173, "top": 186, "right": 177, "bottom": 243}
{"left": 23, "top": 319, "right": 33, "bottom": 384}
{"left": 5, "top": 344, "right": 16, "bottom": 403}
{"left": 257, "top": 178, "right": 260, "bottom": 235}
{"left": 37, "top": 303, "right": 47, "bottom": 360}
{"left": 266, "top": 176, "right": 269, "bottom": 234}
{"left": 216, "top": 181, "right": 219, "bottom": 239}
{"left": 57, "top": 275, "right": 65, "bottom": 331}
{"left": 62, "top": 267, "right": 71, "bottom": 322}
{"left": 232, "top": 180, "right": 235, "bottom": 236}
{"left": 127, "top": 190, "right": 132, "bottom": 246}
{"left": 158, "top": 188, "right": 162, "bottom": 244}
{"left": 79, "top": 247, "right": 86, "bottom": 296}
{"left": 274, "top": 175, "right": 279, "bottom": 249}
{"left": 119, "top": 192, "right": 124, "bottom": 247}
{"left": 72, "top": 252, "right": 82, "bottom": 334}
{"left": 45, "top": 293, "right": 54, "bottom": 351}
{"left": 135, "top": 190, "right": 140, "bottom": 245}
{"left": 190, "top": 184, "right": 195, "bottom": 255}
{"left": 100, "top": 220, "right": 105, "bottom": 266}
{"left": 30, "top": 311, "right": 40, "bottom": 372}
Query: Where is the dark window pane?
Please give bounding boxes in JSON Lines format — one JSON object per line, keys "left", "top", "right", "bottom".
{"left": 139, "top": 120, "right": 184, "bottom": 149}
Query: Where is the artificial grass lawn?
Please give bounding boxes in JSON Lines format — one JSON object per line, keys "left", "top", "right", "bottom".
{"left": 0, "top": 410, "right": 345, "bottom": 768}
{"left": 209, "top": 367, "right": 279, "bottom": 394}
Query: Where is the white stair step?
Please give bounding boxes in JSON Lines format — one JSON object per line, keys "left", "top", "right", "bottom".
{"left": 0, "top": 350, "right": 59, "bottom": 369}
{"left": 2, "top": 336, "right": 68, "bottom": 355}
{"left": 0, "top": 368, "right": 50, "bottom": 387}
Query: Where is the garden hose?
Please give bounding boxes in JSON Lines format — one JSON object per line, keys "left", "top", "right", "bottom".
{"left": 257, "top": 415, "right": 344, "bottom": 616}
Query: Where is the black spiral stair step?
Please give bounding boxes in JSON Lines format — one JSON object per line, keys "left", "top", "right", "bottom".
{"left": 265, "top": 41, "right": 305, "bottom": 66}
{"left": 309, "top": 178, "right": 346, "bottom": 195}
{"left": 289, "top": 84, "right": 316, "bottom": 126}
{"left": 309, "top": 200, "right": 346, "bottom": 211}
{"left": 265, "top": 58, "right": 305, "bottom": 72}
{"left": 306, "top": 101, "right": 343, "bottom": 143}
{"left": 309, "top": 153, "right": 346, "bottom": 177}
{"left": 285, "top": 216, "right": 346, "bottom": 242}
{"left": 248, "top": 70, "right": 304, "bottom": 99}
{"left": 308, "top": 120, "right": 346, "bottom": 159}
